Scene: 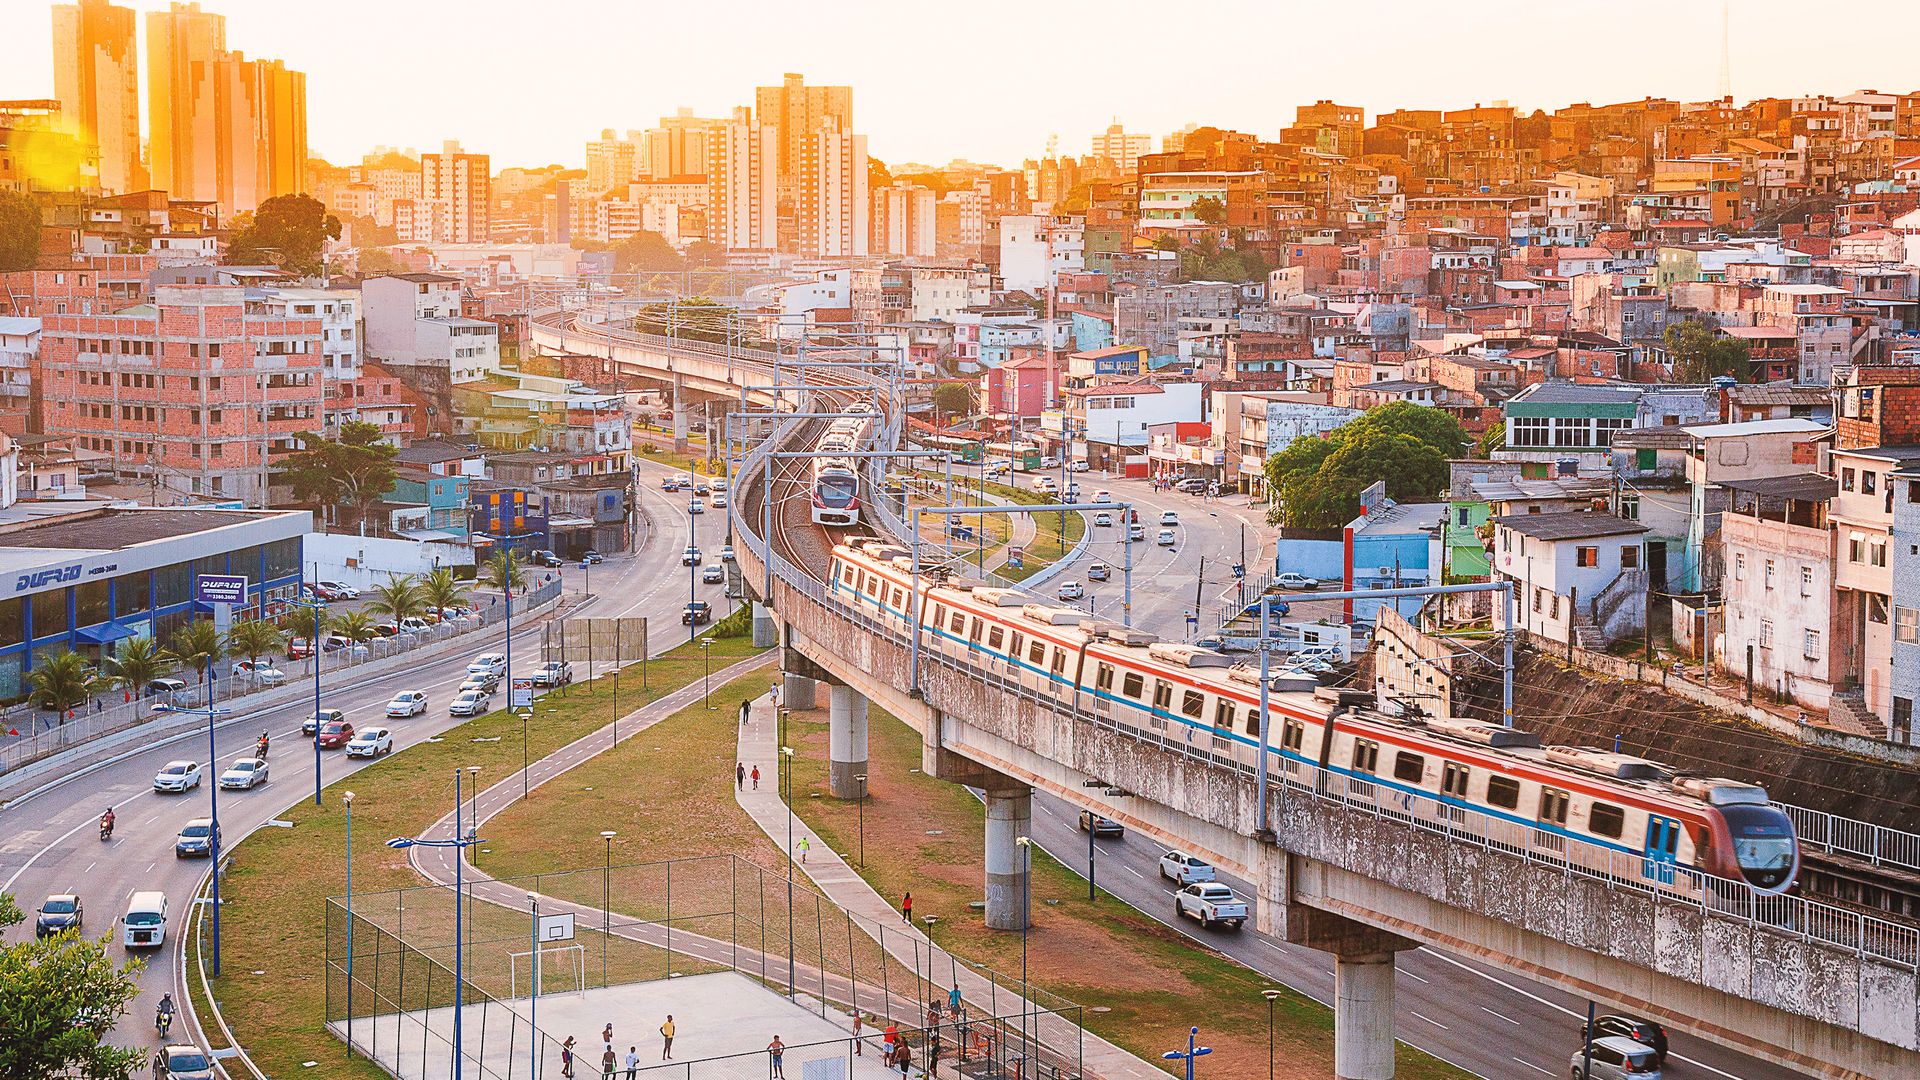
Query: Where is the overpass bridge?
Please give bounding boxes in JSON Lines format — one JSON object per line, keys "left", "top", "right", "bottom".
{"left": 539, "top": 305, "right": 1920, "bottom": 1079}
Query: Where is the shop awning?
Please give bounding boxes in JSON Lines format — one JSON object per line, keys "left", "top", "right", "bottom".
{"left": 75, "top": 621, "right": 141, "bottom": 645}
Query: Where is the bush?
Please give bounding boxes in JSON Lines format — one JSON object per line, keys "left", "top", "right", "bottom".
{"left": 710, "top": 601, "right": 753, "bottom": 638}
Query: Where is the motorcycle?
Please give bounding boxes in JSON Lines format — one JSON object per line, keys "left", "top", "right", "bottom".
{"left": 99, "top": 817, "right": 113, "bottom": 842}
{"left": 155, "top": 1007, "right": 172, "bottom": 1038}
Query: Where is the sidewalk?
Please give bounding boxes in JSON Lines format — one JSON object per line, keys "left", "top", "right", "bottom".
{"left": 733, "top": 695, "right": 1165, "bottom": 1080}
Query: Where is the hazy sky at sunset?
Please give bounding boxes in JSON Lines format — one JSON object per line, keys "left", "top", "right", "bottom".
{"left": 6, "top": 0, "right": 1919, "bottom": 170}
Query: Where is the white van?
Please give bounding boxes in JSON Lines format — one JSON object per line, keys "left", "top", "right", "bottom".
{"left": 123, "top": 891, "right": 168, "bottom": 949}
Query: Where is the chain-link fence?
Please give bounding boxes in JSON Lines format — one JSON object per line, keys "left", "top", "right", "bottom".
{"left": 327, "top": 855, "right": 1083, "bottom": 1080}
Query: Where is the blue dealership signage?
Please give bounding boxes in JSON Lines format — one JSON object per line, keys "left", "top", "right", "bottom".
{"left": 195, "top": 574, "right": 249, "bottom": 605}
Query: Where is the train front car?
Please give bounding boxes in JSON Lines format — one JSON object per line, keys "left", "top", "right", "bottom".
{"left": 1681, "top": 778, "right": 1801, "bottom": 894}
{"left": 812, "top": 459, "right": 862, "bottom": 526}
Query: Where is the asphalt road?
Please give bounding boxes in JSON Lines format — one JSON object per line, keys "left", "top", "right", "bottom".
{"left": 0, "top": 460, "right": 729, "bottom": 1058}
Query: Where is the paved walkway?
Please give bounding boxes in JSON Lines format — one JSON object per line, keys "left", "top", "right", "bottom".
{"left": 733, "top": 695, "right": 1166, "bottom": 1080}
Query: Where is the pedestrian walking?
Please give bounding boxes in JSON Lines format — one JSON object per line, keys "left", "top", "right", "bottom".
{"left": 603, "top": 1023, "right": 615, "bottom": 1050}
{"left": 751, "top": 765, "right": 760, "bottom": 790}
{"left": 901, "top": 891, "right": 913, "bottom": 922}
{"left": 561, "top": 1036, "right": 576, "bottom": 1078}
{"left": 852, "top": 1013, "right": 864, "bottom": 1055}
{"left": 948, "top": 983, "right": 962, "bottom": 1015}
{"left": 737, "top": 762, "right": 747, "bottom": 790}
{"left": 659, "top": 1015, "right": 675, "bottom": 1060}
{"left": 894, "top": 1038, "right": 913, "bottom": 1078}
{"left": 930, "top": 1026, "right": 943, "bottom": 1068}
{"left": 770, "top": 681, "right": 781, "bottom": 708}
{"left": 796, "top": 835, "right": 811, "bottom": 863}
{"left": 602, "top": 1046, "right": 617, "bottom": 1077}
{"left": 768, "top": 1036, "right": 786, "bottom": 1079}
{"left": 740, "top": 699, "right": 751, "bottom": 726}
{"left": 624, "top": 1047, "right": 640, "bottom": 1080}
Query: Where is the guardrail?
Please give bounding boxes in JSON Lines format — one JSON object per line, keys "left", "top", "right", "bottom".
{"left": 0, "top": 579, "right": 563, "bottom": 777}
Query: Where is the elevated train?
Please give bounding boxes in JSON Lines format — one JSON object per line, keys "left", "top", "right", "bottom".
{"left": 810, "top": 406, "right": 876, "bottom": 527}
{"left": 824, "top": 538, "right": 1800, "bottom": 897}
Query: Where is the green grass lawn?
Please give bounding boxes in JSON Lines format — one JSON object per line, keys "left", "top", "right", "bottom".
{"left": 200, "top": 635, "right": 767, "bottom": 1080}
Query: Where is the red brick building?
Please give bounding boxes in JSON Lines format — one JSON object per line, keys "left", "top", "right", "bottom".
{"left": 38, "top": 285, "right": 323, "bottom": 504}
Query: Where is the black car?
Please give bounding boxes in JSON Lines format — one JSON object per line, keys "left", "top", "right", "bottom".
{"left": 581, "top": 551, "right": 605, "bottom": 565}
{"left": 1078, "top": 810, "right": 1124, "bottom": 837}
{"left": 35, "top": 894, "right": 82, "bottom": 937}
{"left": 682, "top": 600, "right": 712, "bottom": 625}
{"left": 529, "top": 549, "right": 563, "bottom": 568}
{"left": 1586, "top": 1015, "right": 1668, "bottom": 1063}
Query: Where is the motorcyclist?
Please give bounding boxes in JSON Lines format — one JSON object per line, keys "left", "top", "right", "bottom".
{"left": 155, "top": 993, "right": 175, "bottom": 1033}
{"left": 256, "top": 731, "right": 270, "bottom": 757}
{"left": 100, "top": 808, "right": 115, "bottom": 837}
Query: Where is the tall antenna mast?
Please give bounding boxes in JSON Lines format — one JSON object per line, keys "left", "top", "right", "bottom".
{"left": 1717, "top": 1, "right": 1732, "bottom": 101}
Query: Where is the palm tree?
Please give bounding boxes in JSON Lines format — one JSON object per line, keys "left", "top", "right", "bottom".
{"left": 26, "top": 652, "right": 109, "bottom": 721}
{"left": 106, "top": 636, "right": 175, "bottom": 701}
{"left": 366, "top": 573, "right": 427, "bottom": 624}
{"left": 420, "top": 566, "right": 470, "bottom": 616}
{"left": 327, "top": 610, "right": 379, "bottom": 644}
{"left": 168, "top": 619, "right": 225, "bottom": 694}
{"left": 286, "top": 604, "right": 327, "bottom": 649}
{"left": 226, "top": 619, "right": 287, "bottom": 677}
{"left": 481, "top": 551, "right": 526, "bottom": 597}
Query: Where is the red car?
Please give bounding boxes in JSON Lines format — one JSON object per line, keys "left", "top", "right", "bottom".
{"left": 316, "top": 721, "right": 356, "bottom": 749}
{"left": 287, "top": 637, "right": 314, "bottom": 660}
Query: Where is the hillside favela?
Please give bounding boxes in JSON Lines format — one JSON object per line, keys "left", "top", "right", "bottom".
{"left": 4, "top": 3, "right": 1920, "bottom": 1079}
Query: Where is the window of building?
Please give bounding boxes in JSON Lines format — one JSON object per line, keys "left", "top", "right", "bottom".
{"left": 1842, "top": 467, "right": 1856, "bottom": 491}
{"left": 1487, "top": 775, "right": 1521, "bottom": 809}
{"left": 1897, "top": 606, "right": 1920, "bottom": 645}
{"left": 1734, "top": 552, "right": 1746, "bottom": 579}
{"left": 30, "top": 588, "right": 67, "bottom": 640}
{"left": 1764, "top": 559, "right": 1776, "bottom": 590}
{"left": 1576, "top": 546, "right": 1598, "bottom": 568}
{"left": 1619, "top": 494, "right": 1640, "bottom": 520}
{"left": 1805, "top": 629, "right": 1822, "bottom": 659}
{"left": 1589, "top": 802, "right": 1625, "bottom": 839}
{"left": 1870, "top": 594, "right": 1891, "bottom": 625}
{"left": 1864, "top": 471, "right": 1878, "bottom": 496}
{"left": 1872, "top": 540, "right": 1888, "bottom": 568}
{"left": 1759, "top": 619, "right": 1774, "bottom": 649}
{"left": 75, "top": 581, "right": 109, "bottom": 628}
{"left": 1621, "top": 546, "right": 1639, "bottom": 570}
{"left": 1511, "top": 416, "right": 1550, "bottom": 447}
{"left": 1801, "top": 565, "right": 1815, "bottom": 596}
{"left": 1850, "top": 533, "right": 1865, "bottom": 562}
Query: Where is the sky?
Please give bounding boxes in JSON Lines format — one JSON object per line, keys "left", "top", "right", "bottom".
{"left": 7, "top": 0, "right": 1920, "bottom": 171}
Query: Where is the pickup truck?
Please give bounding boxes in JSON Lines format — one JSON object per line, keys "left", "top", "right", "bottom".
{"left": 531, "top": 660, "right": 573, "bottom": 688}
{"left": 1174, "top": 883, "right": 1248, "bottom": 930}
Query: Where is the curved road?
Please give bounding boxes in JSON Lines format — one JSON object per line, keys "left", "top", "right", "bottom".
{"left": 0, "top": 460, "right": 728, "bottom": 1060}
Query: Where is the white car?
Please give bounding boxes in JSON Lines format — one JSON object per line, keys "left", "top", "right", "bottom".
{"left": 1093, "top": 489, "right": 1113, "bottom": 503}
{"left": 385, "top": 691, "right": 428, "bottom": 717}
{"left": 1159, "top": 850, "right": 1217, "bottom": 884}
{"left": 449, "top": 689, "right": 492, "bottom": 717}
{"left": 303, "top": 708, "right": 346, "bottom": 736}
{"left": 317, "top": 580, "right": 360, "bottom": 599}
{"left": 1093, "top": 512, "right": 1112, "bottom": 527}
{"left": 153, "top": 760, "right": 202, "bottom": 793}
{"left": 397, "top": 617, "right": 433, "bottom": 634}
{"left": 702, "top": 565, "right": 725, "bottom": 584}
{"left": 689, "top": 499, "right": 706, "bottom": 514}
{"left": 712, "top": 479, "right": 729, "bottom": 493}
{"left": 468, "top": 653, "right": 508, "bottom": 678}
{"left": 682, "top": 546, "right": 703, "bottom": 566}
{"left": 1057, "top": 581, "right": 1085, "bottom": 601}
{"left": 712, "top": 493, "right": 728, "bottom": 509}
{"left": 719, "top": 545, "right": 736, "bottom": 562}
{"left": 218, "top": 757, "right": 268, "bottom": 789}
{"left": 1087, "top": 561, "right": 1110, "bottom": 582}
{"left": 1159, "top": 510, "right": 1180, "bottom": 527}
{"left": 1031, "top": 476, "right": 1056, "bottom": 492}
{"left": 1156, "top": 529, "right": 1176, "bottom": 546}
{"left": 1128, "top": 524, "right": 1146, "bottom": 542}
{"left": 1275, "top": 572, "right": 1320, "bottom": 590}
{"left": 232, "top": 660, "right": 287, "bottom": 686}
{"left": 346, "top": 727, "right": 394, "bottom": 757}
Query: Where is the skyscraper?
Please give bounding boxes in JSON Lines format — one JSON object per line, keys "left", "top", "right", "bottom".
{"left": 709, "top": 107, "right": 776, "bottom": 251}
{"left": 754, "top": 73, "right": 852, "bottom": 185}
{"left": 147, "top": 1, "right": 225, "bottom": 202}
{"left": 212, "top": 52, "right": 307, "bottom": 214}
{"left": 807, "top": 130, "right": 867, "bottom": 258}
{"left": 585, "top": 129, "right": 640, "bottom": 193}
{"left": 750, "top": 74, "right": 864, "bottom": 256}
{"left": 421, "top": 141, "right": 491, "bottom": 243}
{"left": 50, "top": 0, "right": 142, "bottom": 193}
{"left": 643, "top": 109, "right": 727, "bottom": 181}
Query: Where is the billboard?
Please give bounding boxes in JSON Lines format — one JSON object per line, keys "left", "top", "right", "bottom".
{"left": 195, "top": 575, "right": 249, "bottom": 605}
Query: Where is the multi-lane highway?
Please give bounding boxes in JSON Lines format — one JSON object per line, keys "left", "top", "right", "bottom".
{"left": 0, "top": 461, "right": 727, "bottom": 1058}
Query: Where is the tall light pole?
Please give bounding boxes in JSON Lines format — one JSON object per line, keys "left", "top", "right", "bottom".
{"left": 700, "top": 637, "right": 714, "bottom": 709}
{"left": 383, "top": 778, "right": 484, "bottom": 1080}
{"left": 291, "top": 571, "right": 327, "bottom": 807}
{"left": 528, "top": 891, "right": 541, "bottom": 1080}
{"left": 1161, "top": 1027, "right": 1214, "bottom": 1080}
{"left": 779, "top": 743, "right": 796, "bottom": 999}
{"left": 1015, "top": 834, "right": 1033, "bottom": 1057}
{"left": 687, "top": 459, "right": 699, "bottom": 643}
{"left": 855, "top": 772, "right": 868, "bottom": 868}
{"left": 601, "top": 830, "right": 616, "bottom": 988}
{"left": 344, "top": 790, "right": 356, "bottom": 1059}
{"left": 1261, "top": 990, "right": 1282, "bottom": 1080}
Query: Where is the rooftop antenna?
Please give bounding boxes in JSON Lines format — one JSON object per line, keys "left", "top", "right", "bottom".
{"left": 1717, "top": 0, "right": 1732, "bottom": 101}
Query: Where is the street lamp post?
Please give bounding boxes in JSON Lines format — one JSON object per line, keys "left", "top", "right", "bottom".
{"left": 344, "top": 791, "right": 356, "bottom": 1058}
{"left": 291, "top": 571, "right": 328, "bottom": 807}
{"left": 700, "top": 637, "right": 714, "bottom": 709}
{"left": 601, "top": 830, "right": 616, "bottom": 988}
{"left": 528, "top": 891, "right": 540, "bottom": 1080}
{"left": 1161, "top": 1027, "right": 1213, "bottom": 1080}
{"left": 1261, "top": 990, "right": 1282, "bottom": 1080}
{"left": 855, "top": 772, "right": 867, "bottom": 867}
{"left": 383, "top": 776, "right": 485, "bottom": 1080}
{"left": 1014, "top": 835, "right": 1033, "bottom": 1059}
{"left": 779, "top": 744, "right": 797, "bottom": 999}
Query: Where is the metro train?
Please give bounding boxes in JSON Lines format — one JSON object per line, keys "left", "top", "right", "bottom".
{"left": 811, "top": 407, "right": 876, "bottom": 527}
{"left": 824, "top": 538, "right": 1801, "bottom": 896}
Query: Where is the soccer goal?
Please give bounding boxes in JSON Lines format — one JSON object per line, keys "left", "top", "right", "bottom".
{"left": 509, "top": 943, "right": 587, "bottom": 999}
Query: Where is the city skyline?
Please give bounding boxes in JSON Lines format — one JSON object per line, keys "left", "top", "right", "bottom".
{"left": 7, "top": 0, "right": 1920, "bottom": 171}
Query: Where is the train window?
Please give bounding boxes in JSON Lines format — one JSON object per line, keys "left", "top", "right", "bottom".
{"left": 1392, "top": 752, "right": 1425, "bottom": 784}
{"left": 1214, "top": 698, "right": 1236, "bottom": 731}
{"left": 931, "top": 605, "right": 944, "bottom": 628}
{"left": 1441, "top": 762, "right": 1470, "bottom": 798}
{"left": 1351, "top": 739, "right": 1380, "bottom": 774}
{"left": 1589, "top": 802, "right": 1625, "bottom": 839}
{"left": 1153, "top": 681, "right": 1172, "bottom": 711}
{"left": 1009, "top": 632, "right": 1023, "bottom": 657}
{"left": 1282, "top": 720, "right": 1305, "bottom": 751}
{"left": 987, "top": 626, "right": 1004, "bottom": 650}
{"left": 971, "top": 618, "right": 983, "bottom": 643}
{"left": 1050, "top": 650, "right": 1066, "bottom": 675}
{"left": 950, "top": 611, "right": 966, "bottom": 635}
{"left": 1027, "top": 640, "right": 1046, "bottom": 665}
{"left": 842, "top": 564, "right": 857, "bottom": 585}
{"left": 1538, "top": 788, "right": 1570, "bottom": 826}
{"left": 1122, "top": 672, "right": 1145, "bottom": 698}
{"left": 1095, "top": 664, "right": 1114, "bottom": 691}
{"left": 1486, "top": 775, "right": 1521, "bottom": 809}
{"left": 1243, "top": 704, "right": 1260, "bottom": 736}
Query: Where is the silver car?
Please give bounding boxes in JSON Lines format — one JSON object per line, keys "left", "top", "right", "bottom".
{"left": 1570, "top": 1037, "right": 1662, "bottom": 1080}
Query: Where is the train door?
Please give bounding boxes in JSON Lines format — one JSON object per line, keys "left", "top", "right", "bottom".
{"left": 1643, "top": 816, "right": 1680, "bottom": 885}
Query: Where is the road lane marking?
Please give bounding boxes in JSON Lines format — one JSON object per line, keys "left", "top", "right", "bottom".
{"left": 1481, "top": 1007, "right": 1521, "bottom": 1025}
{"left": 1123, "top": 866, "right": 1144, "bottom": 879}
{"left": 1511, "top": 1059, "right": 1552, "bottom": 1076}
{"left": 1403, "top": 969, "right": 1428, "bottom": 984}
{"left": 1411, "top": 1012, "right": 1448, "bottom": 1030}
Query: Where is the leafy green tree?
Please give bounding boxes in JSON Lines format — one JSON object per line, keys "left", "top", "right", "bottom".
{"left": 226, "top": 619, "right": 286, "bottom": 673}
{"left": 167, "top": 620, "right": 225, "bottom": 685}
{"left": 1190, "top": 195, "right": 1227, "bottom": 225}
{"left": 932, "top": 382, "right": 974, "bottom": 419}
{"left": 226, "top": 193, "right": 341, "bottom": 276}
{"left": 25, "top": 653, "right": 107, "bottom": 719}
{"left": 0, "top": 190, "right": 42, "bottom": 273}
{"left": 356, "top": 247, "right": 407, "bottom": 277}
{"left": 420, "top": 566, "right": 470, "bottom": 615}
{"left": 105, "top": 637, "right": 174, "bottom": 700}
{"left": 611, "top": 230, "right": 683, "bottom": 272}
{"left": 1664, "top": 320, "right": 1750, "bottom": 383}
{"left": 682, "top": 240, "right": 727, "bottom": 269}
{"left": 275, "top": 421, "right": 400, "bottom": 532}
{"left": 1263, "top": 403, "right": 1466, "bottom": 529}
{"left": 1476, "top": 421, "right": 1506, "bottom": 459}
{"left": 366, "top": 574, "right": 427, "bottom": 624}
{"left": 1344, "top": 400, "right": 1469, "bottom": 459}
{"left": 0, "top": 891, "right": 144, "bottom": 1080}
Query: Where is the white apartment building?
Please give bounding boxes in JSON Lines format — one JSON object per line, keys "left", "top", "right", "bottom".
{"left": 999, "top": 215, "right": 1085, "bottom": 292}
{"left": 251, "top": 287, "right": 359, "bottom": 379}
{"left": 873, "top": 184, "right": 937, "bottom": 258}
{"left": 420, "top": 141, "right": 490, "bottom": 243}
{"left": 362, "top": 272, "right": 498, "bottom": 384}
{"left": 809, "top": 130, "right": 868, "bottom": 258}
{"left": 711, "top": 107, "right": 777, "bottom": 251}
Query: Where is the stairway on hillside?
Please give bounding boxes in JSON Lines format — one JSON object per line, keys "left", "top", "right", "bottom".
{"left": 1570, "top": 614, "right": 1608, "bottom": 652}
{"left": 1824, "top": 690, "right": 1889, "bottom": 740}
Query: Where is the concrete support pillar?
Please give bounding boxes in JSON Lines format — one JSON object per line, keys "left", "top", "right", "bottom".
{"left": 982, "top": 785, "right": 1033, "bottom": 930}
{"left": 751, "top": 602, "right": 777, "bottom": 648}
{"left": 828, "top": 683, "right": 869, "bottom": 799}
{"left": 782, "top": 673, "right": 817, "bottom": 711}
{"left": 671, "top": 377, "right": 689, "bottom": 454}
{"left": 1333, "top": 952, "right": 1397, "bottom": 1080}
